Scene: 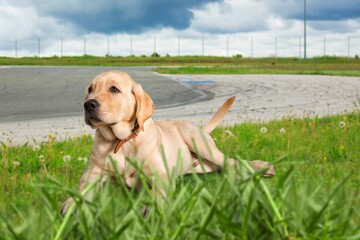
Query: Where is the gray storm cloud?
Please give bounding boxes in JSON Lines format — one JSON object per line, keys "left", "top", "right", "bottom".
{"left": 31, "top": 0, "right": 222, "bottom": 34}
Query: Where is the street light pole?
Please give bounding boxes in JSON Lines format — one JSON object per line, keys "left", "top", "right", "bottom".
{"left": 304, "top": 0, "right": 307, "bottom": 59}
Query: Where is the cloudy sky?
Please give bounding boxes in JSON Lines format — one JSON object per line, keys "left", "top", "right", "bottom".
{"left": 1, "top": 0, "right": 359, "bottom": 57}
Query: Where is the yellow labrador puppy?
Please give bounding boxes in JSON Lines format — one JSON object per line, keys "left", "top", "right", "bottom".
{"left": 61, "top": 71, "right": 275, "bottom": 214}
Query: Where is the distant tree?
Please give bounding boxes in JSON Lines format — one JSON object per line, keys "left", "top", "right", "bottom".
{"left": 233, "top": 54, "right": 242, "bottom": 59}
{"left": 151, "top": 52, "right": 160, "bottom": 57}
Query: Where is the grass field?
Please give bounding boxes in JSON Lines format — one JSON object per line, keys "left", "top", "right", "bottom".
{"left": 1, "top": 111, "right": 359, "bottom": 239}
{"left": 1, "top": 55, "right": 360, "bottom": 77}
{"left": 1, "top": 55, "right": 359, "bottom": 238}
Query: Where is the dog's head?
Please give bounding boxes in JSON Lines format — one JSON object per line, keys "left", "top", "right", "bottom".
{"left": 84, "top": 71, "right": 154, "bottom": 133}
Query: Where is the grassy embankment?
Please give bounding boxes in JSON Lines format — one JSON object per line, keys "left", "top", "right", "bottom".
{"left": 1, "top": 55, "right": 360, "bottom": 76}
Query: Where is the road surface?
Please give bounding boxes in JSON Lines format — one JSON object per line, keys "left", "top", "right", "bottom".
{"left": 1, "top": 66, "right": 359, "bottom": 145}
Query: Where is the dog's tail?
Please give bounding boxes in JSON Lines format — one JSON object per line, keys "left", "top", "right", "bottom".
{"left": 203, "top": 96, "right": 235, "bottom": 133}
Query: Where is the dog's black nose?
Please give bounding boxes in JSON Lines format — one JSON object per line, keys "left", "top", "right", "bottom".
{"left": 84, "top": 99, "right": 99, "bottom": 111}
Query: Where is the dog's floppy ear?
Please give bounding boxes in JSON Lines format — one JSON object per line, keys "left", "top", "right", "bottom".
{"left": 132, "top": 84, "right": 154, "bottom": 131}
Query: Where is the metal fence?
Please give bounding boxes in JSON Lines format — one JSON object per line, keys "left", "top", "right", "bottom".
{"left": 0, "top": 34, "right": 359, "bottom": 58}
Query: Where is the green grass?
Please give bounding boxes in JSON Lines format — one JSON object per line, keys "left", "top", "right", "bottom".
{"left": 155, "top": 66, "right": 360, "bottom": 77}
{"left": 1, "top": 55, "right": 360, "bottom": 77}
{"left": 1, "top": 111, "right": 359, "bottom": 239}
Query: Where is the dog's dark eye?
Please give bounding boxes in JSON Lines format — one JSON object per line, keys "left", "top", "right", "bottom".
{"left": 110, "top": 86, "right": 121, "bottom": 93}
{"left": 88, "top": 86, "right": 93, "bottom": 94}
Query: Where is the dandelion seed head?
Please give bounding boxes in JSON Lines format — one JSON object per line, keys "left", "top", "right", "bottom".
{"left": 279, "top": 128, "right": 286, "bottom": 134}
{"left": 63, "top": 155, "right": 71, "bottom": 163}
{"left": 13, "top": 161, "right": 20, "bottom": 168}
{"left": 32, "top": 145, "right": 40, "bottom": 152}
{"left": 224, "top": 130, "right": 235, "bottom": 137}
{"left": 260, "top": 127, "right": 268, "bottom": 134}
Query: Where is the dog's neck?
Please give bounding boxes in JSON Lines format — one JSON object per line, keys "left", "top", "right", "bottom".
{"left": 97, "top": 119, "right": 140, "bottom": 145}
{"left": 114, "top": 121, "right": 140, "bottom": 153}
{"left": 111, "top": 120, "right": 137, "bottom": 140}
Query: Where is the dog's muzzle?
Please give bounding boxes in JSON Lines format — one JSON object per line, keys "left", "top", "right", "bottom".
{"left": 84, "top": 99, "right": 100, "bottom": 113}
{"left": 84, "top": 99, "right": 101, "bottom": 125}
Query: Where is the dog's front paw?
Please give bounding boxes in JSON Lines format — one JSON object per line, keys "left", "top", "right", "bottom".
{"left": 60, "top": 198, "right": 75, "bottom": 215}
{"left": 250, "top": 160, "right": 276, "bottom": 177}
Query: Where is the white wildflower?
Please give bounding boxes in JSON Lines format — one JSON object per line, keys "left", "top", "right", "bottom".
{"left": 13, "top": 161, "right": 20, "bottom": 168}
{"left": 279, "top": 128, "right": 286, "bottom": 134}
{"left": 339, "top": 121, "right": 346, "bottom": 128}
{"left": 260, "top": 127, "right": 268, "bottom": 134}
{"left": 224, "top": 130, "right": 235, "bottom": 137}
{"left": 63, "top": 155, "right": 71, "bottom": 163}
{"left": 32, "top": 145, "right": 41, "bottom": 152}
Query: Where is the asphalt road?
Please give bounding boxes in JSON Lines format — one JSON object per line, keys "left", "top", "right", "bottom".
{"left": 0, "top": 66, "right": 208, "bottom": 123}
{"left": 1, "top": 69, "right": 359, "bottom": 145}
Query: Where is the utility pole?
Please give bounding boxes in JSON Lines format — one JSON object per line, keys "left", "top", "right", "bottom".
{"left": 275, "top": 36, "right": 277, "bottom": 61}
{"left": 324, "top": 36, "right": 326, "bottom": 58}
{"left": 251, "top": 36, "right": 254, "bottom": 58}
{"left": 226, "top": 36, "right": 229, "bottom": 57}
{"left": 154, "top": 36, "right": 156, "bottom": 54}
{"left": 60, "top": 37, "right": 63, "bottom": 57}
{"left": 348, "top": 36, "right": 350, "bottom": 59}
{"left": 38, "top": 37, "right": 40, "bottom": 57}
{"left": 84, "top": 37, "right": 86, "bottom": 55}
{"left": 107, "top": 36, "right": 110, "bottom": 56}
{"left": 202, "top": 36, "right": 204, "bottom": 56}
{"left": 304, "top": 0, "right": 307, "bottom": 59}
{"left": 15, "top": 38, "right": 18, "bottom": 58}
{"left": 299, "top": 37, "right": 302, "bottom": 58}
{"left": 130, "top": 36, "right": 133, "bottom": 56}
